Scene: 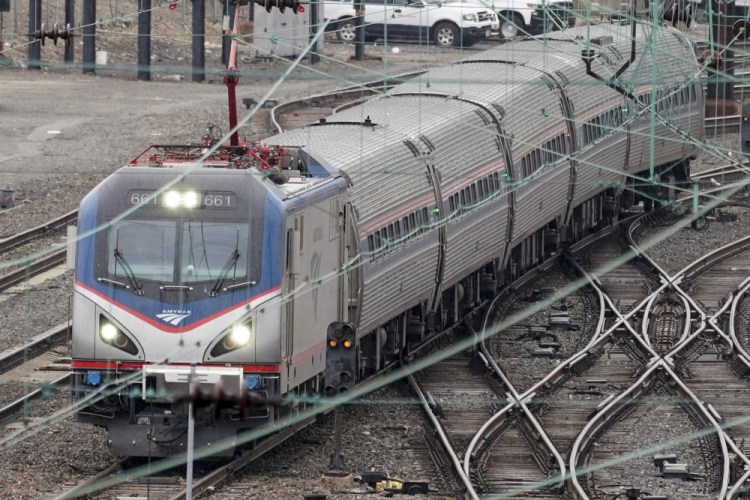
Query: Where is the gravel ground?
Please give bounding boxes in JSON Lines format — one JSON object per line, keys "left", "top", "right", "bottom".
{"left": 1, "top": 8, "right": 747, "bottom": 498}
{"left": 636, "top": 134, "right": 749, "bottom": 275}
{"left": 590, "top": 391, "right": 713, "bottom": 499}
{"left": 486, "top": 268, "right": 594, "bottom": 393}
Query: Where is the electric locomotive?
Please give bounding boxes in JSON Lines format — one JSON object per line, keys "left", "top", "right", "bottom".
{"left": 70, "top": 22, "right": 704, "bottom": 457}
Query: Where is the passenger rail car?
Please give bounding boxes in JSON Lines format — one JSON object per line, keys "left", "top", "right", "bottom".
{"left": 70, "top": 23, "right": 704, "bottom": 457}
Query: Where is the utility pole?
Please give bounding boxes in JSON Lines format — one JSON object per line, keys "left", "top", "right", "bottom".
{"left": 138, "top": 0, "right": 152, "bottom": 81}
{"left": 82, "top": 0, "right": 95, "bottom": 74}
{"left": 27, "top": 0, "right": 41, "bottom": 69}
{"left": 706, "top": 0, "right": 736, "bottom": 109}
{"left": 354, "top": 0, "right": 364, "bottom": 60}
{"left": 193, "top": 0, "right": 206, "bottom": 82}
{"left": 64, "top": 0, "right": 74, "bottom": 63}
{"left": 309, "top": 0, "right": 320, "bottom": 63}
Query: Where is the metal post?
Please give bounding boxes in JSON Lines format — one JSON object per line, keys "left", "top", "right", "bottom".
{"left": 707, "top": 0, "right": 735, "bottom": 102}
{"left": 64, "top": 0, "right": 74, "bottom": 62}
{"left": 26, "top": 0, "right": 41, "bottom": 70}
{"left": 192, "top": 0, "right": 205, "bottom": 82}
{"left": 221, "top": 0, "right": 236, "bottom": 66}
{"left": 354, "top": 2, "right": 364, "bottom": 60}
{"left": 692, "top": 179, "right": 699, "bottom": 215}
{"left": 326, "top": 406, "right": 347, "bottom": 473}
{"left": 137, "top": 0, "right": 151, "bottom": 81}
{"left": 309, "top": 0, "right": 320, "bottom": 63}
{"left": 82, "top": 0, "right": 95, "bottom": 74}
{"left": 186, "top": 364, "right": 196, "bottom": 500}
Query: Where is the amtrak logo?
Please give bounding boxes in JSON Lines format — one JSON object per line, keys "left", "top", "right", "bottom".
{"left": 156, "top": 310, "right": 192, "bottom": 326}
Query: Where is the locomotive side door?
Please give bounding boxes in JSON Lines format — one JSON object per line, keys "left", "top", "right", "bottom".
{"left": 285, "top": 194, "right": 347, "bottom": 389}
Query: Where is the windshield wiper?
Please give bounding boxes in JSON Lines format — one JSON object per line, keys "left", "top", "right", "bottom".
{"left": 210, "top": 249, "right": 240, "bottom": 296}
{"left": 114, "top": 249, "right": 144, "bottom": 295}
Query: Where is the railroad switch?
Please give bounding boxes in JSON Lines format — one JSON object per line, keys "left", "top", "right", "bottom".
{"left": 653, "top": 453, "right": 678, "bottom": 471}
{"left": 575, "top": 379, "right": 607, "bottom": 395}
{"left": 532, "top": 347, "right": 559, "bottom": 358}
{"left": 358, "top": 465, "right": 429, "bottom": 495}
{"left": 625, "top": 488, "right": 669, "bottom": 500}
{"left": 651, "top": 457, "right": 703, "bottom": 481}
{"left": 716, "top": 209, "right": 738, "bottom": 223}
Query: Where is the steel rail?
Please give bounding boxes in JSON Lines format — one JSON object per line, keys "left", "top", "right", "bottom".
{"left": 0, "top": 324, "right": 70, "bottom": 377}
{"left": 166, "top": 414, "right": 317, "bottom": 500}
{"left": 0, "top": 373, "right": 70, "bottom": 427}
{"left": 0, "top": 249, "right": 67, "bottom": 292}
{"left": 406, "top": 373, "right": 477, "bottom": 499}
{"left": 0, "top": 209, "right": 77, "bottom": 253}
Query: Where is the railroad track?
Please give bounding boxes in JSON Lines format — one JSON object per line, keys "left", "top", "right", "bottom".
{"left": 0, "top": 210, "right": 77, "bottom": 253}
{"left": 401, "top": 203, "right": 750, "bottom": 498}
{"left": 57, "top": 414, "right": 317, "bottom": 500}
{"left": 0, "top": 324, "right": 70, "bottom": 428}
{"left": 567, "top": 206, "right": 750, "bottom": 498}
{"left": 0, "top": 210, "right": 76, "bottom": 292}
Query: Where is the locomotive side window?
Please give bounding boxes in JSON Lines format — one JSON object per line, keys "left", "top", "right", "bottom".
{"left": 107, "top": 219, "right": 177, "bottom": 282}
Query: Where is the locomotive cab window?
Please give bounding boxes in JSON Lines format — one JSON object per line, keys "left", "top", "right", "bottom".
{"left": 105, "top": 218, "right": 251, "bottom": 288}
{"left": 181, "top": 220, "right": 249, "bottom": 283}
{"left": 107, "top": 219, "right": 177, "bottom": 282}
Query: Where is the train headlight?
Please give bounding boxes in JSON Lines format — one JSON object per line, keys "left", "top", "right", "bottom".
{"left": 99, "top": 317, "right": 139, "bottom": 355}
{"left": 183, "top": 191, "right": 199, "bottom": 208}
{"left": 210, "top": 321, "right": 254, "bottom": 357}
{"left": 100, "top": 323, "right": 118, "bottom": 342}
{"left": 743, "top": 115, "right": 750, "bottom": 124}
{"left": 163, "top": 190, "right": 200, "bottom": 208}
{"left": 164, "top": 190, "right": 182, "bottom": 208}
{"left": 229, "top": 324, "right": 252, "bottom": 347}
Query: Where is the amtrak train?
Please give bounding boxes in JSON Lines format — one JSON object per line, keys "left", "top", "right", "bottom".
{"left": 70, "top": 22, "right": 704, "bottom": 457}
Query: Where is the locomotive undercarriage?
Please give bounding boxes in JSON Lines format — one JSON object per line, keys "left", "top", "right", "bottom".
{"left": 73, "top": 371, "right": 283, "bottom": 457}
{"left": 355, "top": 160, "right": 691, "bottom": 377}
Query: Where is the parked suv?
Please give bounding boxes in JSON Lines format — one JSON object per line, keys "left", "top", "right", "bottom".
{"left": 324, "top": 0, "right": 575, "bottom": 46}
{"left": 325, "top": 0, "right": 499, "bottom": 47}
{"left": 498, "top": 0, "right": 576, "bottom": 39}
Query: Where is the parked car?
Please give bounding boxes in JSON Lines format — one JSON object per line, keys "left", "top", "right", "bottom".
{"left": 323, "top": 0, "right": 575, "bottom": 46}
{"left": 324, "top": 0, "right": 499, "bottom": 47}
